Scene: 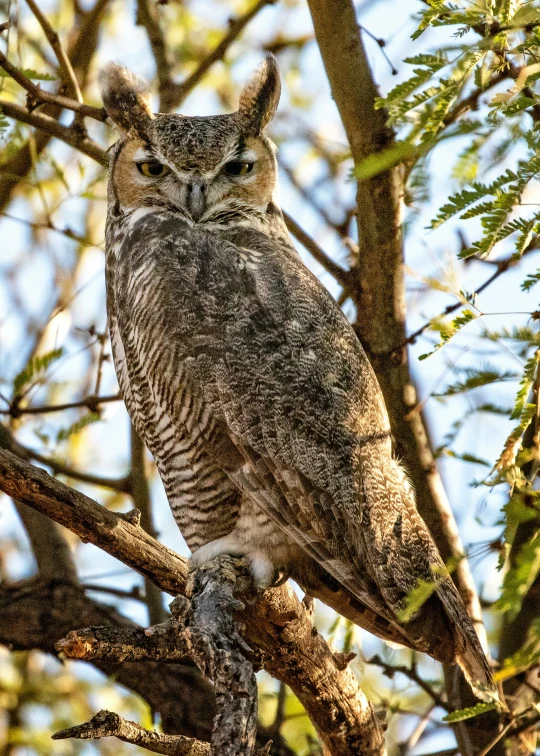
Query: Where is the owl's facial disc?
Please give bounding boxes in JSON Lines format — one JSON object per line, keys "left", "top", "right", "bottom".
{"left": 102, "top": 55, "right": 281, "bottom": 221}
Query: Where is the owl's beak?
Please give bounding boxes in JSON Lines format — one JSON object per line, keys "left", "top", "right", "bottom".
{"left": 186, "top": 180, "right": 206, "bottom": 221}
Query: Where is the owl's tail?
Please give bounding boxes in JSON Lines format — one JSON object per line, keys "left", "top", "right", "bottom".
{"left": 435, "top": 578, "right": 498, "bottom": 702}
{"left": 299, "top": 562, "right": 498, "bottom": 702}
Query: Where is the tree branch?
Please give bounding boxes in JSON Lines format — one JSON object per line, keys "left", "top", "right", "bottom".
{"left": 0, "top": 423, "right": 131, "bottom": 493}
{"left": 0, "top": 0, "right": 110, "bottom": 211}
{"left": 171, "top": 0, "right": 277, "bottom": 109}
{"left": 0, "top": 100, "right": 107, "bottom": 164}
{"left": 0, "top": 449, "right": 386, "bottom": 756}
{"left": 53, "top": 710, "right": 214, "bottom": 755}
{"left": 0, "top": 50, "right": 107, "bottom": 120}
{"left": 24, "top": 0, "right": 83, "bottom": 103}
{"left": 282, "top": 210, "right": 351, "bottom": 288}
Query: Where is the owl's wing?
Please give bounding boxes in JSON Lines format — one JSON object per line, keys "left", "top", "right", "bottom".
{"left": 113, "top": 215, "right": 494, "bottom": 696}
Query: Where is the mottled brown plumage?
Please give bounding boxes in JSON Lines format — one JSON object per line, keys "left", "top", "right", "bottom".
{"left": 99, "top": 57, "right": 497, "bottom": 700}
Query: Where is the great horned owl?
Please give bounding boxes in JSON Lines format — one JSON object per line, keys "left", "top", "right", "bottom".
{"left": 99, "top": 57, "right": 495, "bottom": 700}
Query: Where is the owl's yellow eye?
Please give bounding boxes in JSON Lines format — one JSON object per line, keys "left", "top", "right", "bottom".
{"left": 136, "top": 161, "right": 169, "bottom": 178}
{"left": 223, "top": 161, "right": 254, "bottom": 177}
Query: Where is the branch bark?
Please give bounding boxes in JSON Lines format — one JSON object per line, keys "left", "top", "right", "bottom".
{"left": 0, "top": 448, "right": 386, "bottom": 756}
{"left": 56, "top": 557, "right": 262, "bottom": 756}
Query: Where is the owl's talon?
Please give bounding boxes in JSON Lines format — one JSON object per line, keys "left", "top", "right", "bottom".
{"left": 271, "top": 568, "right": 289, "bottom": 588}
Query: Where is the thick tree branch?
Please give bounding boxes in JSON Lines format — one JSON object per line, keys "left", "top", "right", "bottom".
{"left": 58, "top": 558, "right": 262, "bottom": 756}
{"left": 0, "top": 579, "right": 294, "bottom": 753}
{"left": 0, "top": 449, "right": 386, "bottom": 756}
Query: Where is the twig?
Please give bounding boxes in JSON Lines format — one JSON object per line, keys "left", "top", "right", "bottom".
{"left": 52, "top": 709, "right": 212, "bottom": 755}
{"left": 0, "top": 393, "right": 120, "bottom": 417}
{"left": 172, "top": 0, "right": 277, "bottom": 108}
{"left": 0, "top": 100, "right": 107, "bottom": 164}
{"left": 403, "top": 244, "right": 539, "bottom": 348}
{"left": 82, "top": 583, "right": 145, "bottom": 602}
{"left": 366, "top": 655, "right": 448, "bottom": 711}
{"left": 0, "top": 424, "right": 130, "bottom": 492}
{"left": 0, "top": 50, "right": 107, "bottom": 120}
{"left": 136, "top": 0, "right": 176, "bottom": 113}
{"left": 282, "top": 210, "right": 351, "bottom": 288}
{"left": 24, "top": 0, "right": 83, "bottom": 103}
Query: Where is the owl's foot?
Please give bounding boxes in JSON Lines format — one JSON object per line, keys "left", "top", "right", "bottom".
{"left": 190, "top": 536, "right": 283, "bottom": 592}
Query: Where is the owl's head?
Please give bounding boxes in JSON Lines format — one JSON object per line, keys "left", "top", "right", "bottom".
{"left": 99, "top": 56, "right": 281, "bottom": 223}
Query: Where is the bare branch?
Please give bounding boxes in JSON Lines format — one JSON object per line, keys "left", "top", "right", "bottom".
{"left": 0, "top": 100, "right": 107, "bottom": 164}
{"left": 53, "top": 710, "right": 213, "bottom": 755}
{"left": 0, "top": 424, "right": 131, "bottom": 492}
{"left": 136, "top": 0, "right": 177, "bottom": 113}
{"left": 1, "top": 393, "right": 120, "bottom": 417}
{"left": 171, "top": 0, "right": 277, "bottom": 109}
{"left": 282, "top": 210, "right": 351, "bottom": 288}
{"left": 24, "top": 0, "right": 83, "bottom": 102}
{"left": 366, "top": 654, "right": 448, "bottom": 711}
{"left": 0, "top": 50, "right": 107, "bottom": 120}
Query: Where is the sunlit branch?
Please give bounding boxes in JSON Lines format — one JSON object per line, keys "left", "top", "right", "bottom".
{"left": 0, "top": 50, "right": 107, "bottom": 121}
{"left": 24, "top": 0, "right": 83, "bottom": 103}
{"left": 0, "top": 100, "right": 107, "bottom": 164}
{"left": 282, "top": 209, "right": 352, "bottom": 288}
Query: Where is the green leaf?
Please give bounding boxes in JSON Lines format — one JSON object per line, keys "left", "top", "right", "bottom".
{"left": 419, "top": 309, "right": 477, "bottom": 360}
{"left": 443, "top": 702, "right": 497, "bottom": 722}
{"left": 522, "top": 268, "right": 540, "bottom": 292}
{"left": 13, "top": 348, "right": 63, "bottom": 395}
{"left": 509, "top": 5, "right": 540, "bottom": 28}
{"left": 57, "top": 411, "right": 100, "bottom": 443}
{"left": 511, "top": 351, "right": 540, "bottom": 420}
{"left": 496, "top": 531, "right": 540, "bottom": 620}
{"left": 354, "top": 141, "right": 417, "bottom": 179}
{"left": 434, "top": 367, "right": 517, "bottom": 397}
{"left": 0, "top": 68, "right": 56, "bottom": 81}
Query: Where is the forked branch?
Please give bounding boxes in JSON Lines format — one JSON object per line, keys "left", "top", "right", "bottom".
{"left": 0, "top": 449, "right": 386, "bottom": 756}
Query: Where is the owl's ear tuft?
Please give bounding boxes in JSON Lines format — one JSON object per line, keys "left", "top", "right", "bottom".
{"left": 238, "top": 55, "right": 280, "bottom": 134}
{"left": 98, "top": 62, "right": 153, "bottom": 134}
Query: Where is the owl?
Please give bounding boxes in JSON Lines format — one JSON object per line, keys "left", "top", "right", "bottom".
{"left": 99, "top": 57, "right": 496, "bottom": 700}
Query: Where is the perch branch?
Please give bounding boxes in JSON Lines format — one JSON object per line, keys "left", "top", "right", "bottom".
{"left": 0, "top": 449, "right": 386, "bottom": 756}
